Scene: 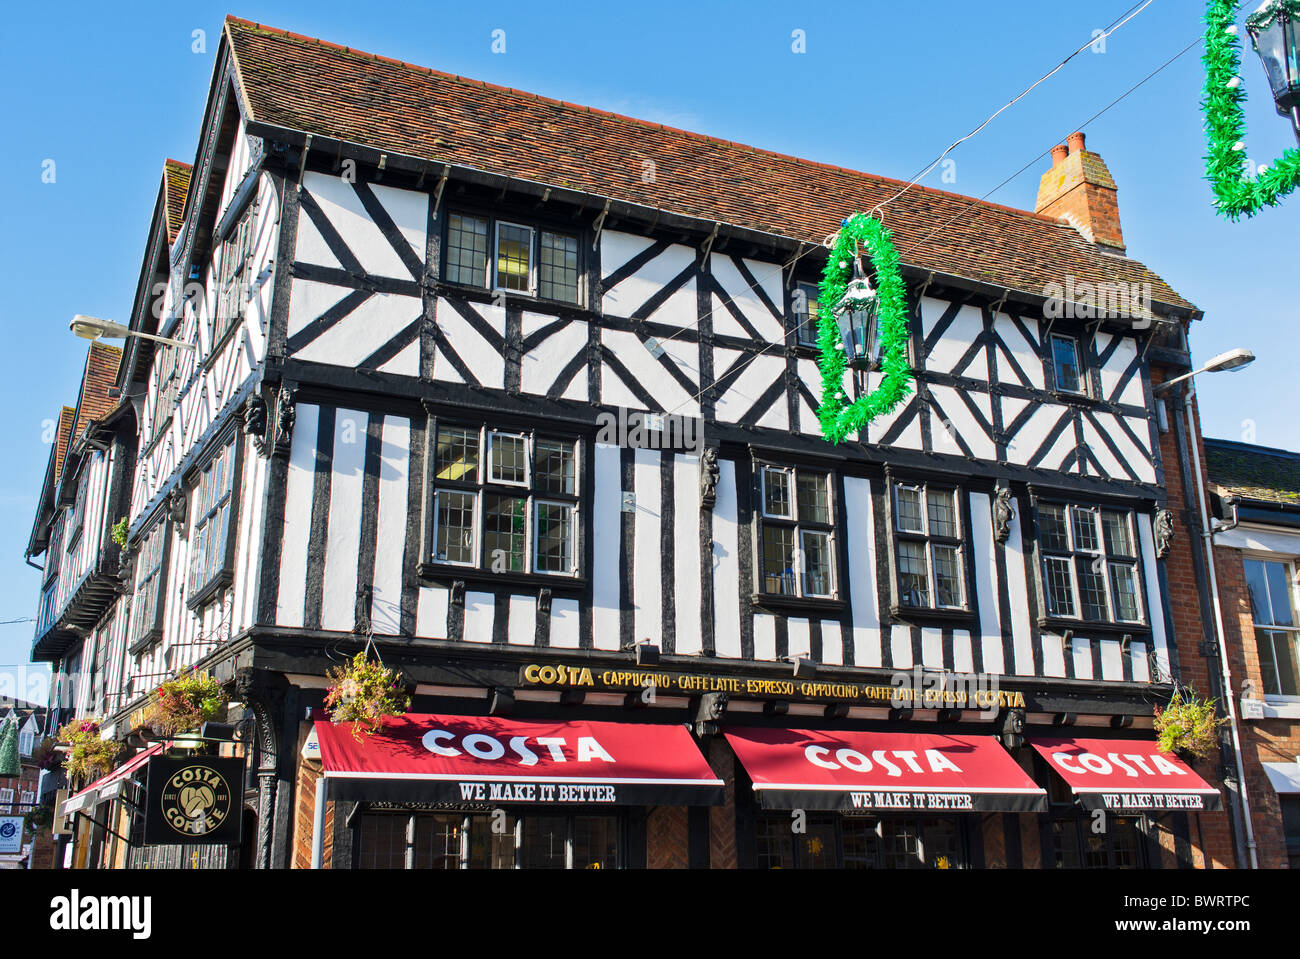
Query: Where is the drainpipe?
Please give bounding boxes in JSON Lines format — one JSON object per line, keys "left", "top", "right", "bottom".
{"left": 1183, "top": 382, "right": 1259, "bottom": 869}
{"left": 311, "top": 774, "right": 327, "bottom": 869}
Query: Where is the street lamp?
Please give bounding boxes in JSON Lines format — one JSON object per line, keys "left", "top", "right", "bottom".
{"left": 1247, "top": 0, "right": 1300, "bottom": 143}
{"left": 1153, "top": 348, "right": 1255, "bottom": 395}
{"left": 833, "top": 254, "right": 883, "bottom": 371}
{"left": 69, "top": 314, "right": 194, "bottom": 351}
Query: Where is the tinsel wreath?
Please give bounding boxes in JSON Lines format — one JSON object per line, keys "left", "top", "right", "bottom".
{"left": 1203, "top": 0, "right": 1300, "bottom": 218}
{"left": 816, "top": 213, "right": 912, "bottom": 444}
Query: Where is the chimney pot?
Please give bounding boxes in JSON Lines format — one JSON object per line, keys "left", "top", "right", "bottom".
{"left": 1067, "top": 131, "right": 1086, "bottom": 154}
{"left": 1051, "top": 144, "right": 1069, "bottom": 165}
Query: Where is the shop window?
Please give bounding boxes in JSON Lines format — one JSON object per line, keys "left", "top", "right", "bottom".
{"left": 757, "top": 465, "right": 836, "bottom": 599}
{"left": 1050, "top": 815, "right": 1145, "bottom": 869}
{"left": 1244, "top": 558, "right": 1299, "bottom": 696}
{"left": 892, "top": 482, "right": 967, "bottom": 611}
{"left": 429, "top": 424, "right": 579, "bottom": 577}
{"left": 358, "top": 810, "right": 619, "bottom": 869}
{"left": 754, "top": 814, "right": 963, "bottom": 869}
{"left": 1036, "top": 502, "right": 1144, "bottom": 626}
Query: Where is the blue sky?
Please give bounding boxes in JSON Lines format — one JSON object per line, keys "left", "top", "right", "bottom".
{"left": 2, "top": 0, "right": 1296, "bottom": 689}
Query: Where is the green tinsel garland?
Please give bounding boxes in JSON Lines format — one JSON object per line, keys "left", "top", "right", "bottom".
{"left": 1203, "top": 0, "right": 1300, "bottom": 218}
{"left": 816, "top": 213, "right": 912, "bottom": 445}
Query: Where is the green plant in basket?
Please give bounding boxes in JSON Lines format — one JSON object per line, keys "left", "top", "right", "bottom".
{"left": 1154, "top": 689, "right": 1229, "bottom": 760}
{"left": 324, "top": 651, "right": 411, "bottom": 739}
{"left": 56, "top": 718, "right": 122, "bottom": 787}
{"left": 142, "top": 668, "right": 225, "bottom": 737}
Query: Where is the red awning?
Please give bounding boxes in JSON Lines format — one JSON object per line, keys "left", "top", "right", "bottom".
{"left": 1032, "top": 737, "right": 1223, "bottom": 812}
{"left": 313, "top": 713, "right": 724, "bottom": 806}
{"left": 724, "top": 727, "right": 1046, "bottom": 812}
{"left": 59, "top": 741, "right": 167, "bottom": 815}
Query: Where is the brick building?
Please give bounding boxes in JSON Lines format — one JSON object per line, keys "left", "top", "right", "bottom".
{"left": 1204, "top": 438, "right": 1300, "bottom": 868}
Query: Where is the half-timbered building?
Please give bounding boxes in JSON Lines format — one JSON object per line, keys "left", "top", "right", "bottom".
{"left": 33, "top": 16, "right": 1236, "bottom": 870}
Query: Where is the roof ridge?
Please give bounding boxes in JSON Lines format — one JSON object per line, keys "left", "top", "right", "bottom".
{"left": 1205, "top": 437, "right": 1300, "bottom": 461}
{"left": 222, "top": 15, "right": 1066, "bottom": 229}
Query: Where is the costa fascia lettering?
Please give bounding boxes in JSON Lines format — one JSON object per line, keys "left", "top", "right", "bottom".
{"left": 423, "top": 729, "right": 615, "bottom": 765}
{"left": 804, "top": 744, "right": 963, "bottom": 776}
{"left": 1050, "top": 750, "right": 1186, "bottom": 777}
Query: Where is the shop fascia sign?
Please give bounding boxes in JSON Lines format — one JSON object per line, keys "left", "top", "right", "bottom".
{"left": 519, "top": 661, "right": 1027, "bottom": 710}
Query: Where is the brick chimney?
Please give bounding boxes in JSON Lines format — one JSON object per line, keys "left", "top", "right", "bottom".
{"left": 1034, "top": 131, "right": 1125, "bottom": 252}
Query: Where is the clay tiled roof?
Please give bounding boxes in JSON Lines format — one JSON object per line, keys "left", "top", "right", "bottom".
{"left": 224, "top": 16, "right": 1196, "bottom": 314}
{"left": 163, "top": 159, "right": 192, "bottom": 245}
{"left": 1205, "top": 439, "right": 1300, "bottom": 508}
{"left": 72, "top": 342, "right": 122, "bottom": 440}
{"left": 52, "top": 407, "right": 75, "bottom": 483}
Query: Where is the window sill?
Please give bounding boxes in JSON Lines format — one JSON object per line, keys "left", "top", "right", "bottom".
{"left": 418, "top": 562, "right": 586, "bottom": 593}
{"left": 889, "top": 605, "right": 978, "bottom": 628}
{"left": 435, "top": 281, "right": 588, "bottom": 316}
{"left": 128, "top": 630, "right": 162, "bottom": 658}
{"left": 186, "top": 570, "right": 234, "bottom": 611}
{"left": 1037, "top": 617, "right": 1150, "bottom": 638}
{"left": 751, "top": 592, "right": 845, "bottom": 615}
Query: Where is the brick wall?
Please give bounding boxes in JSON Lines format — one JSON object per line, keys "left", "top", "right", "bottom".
{"left": 646, "top": 806, "right": 688, "bottom": 869}
{"left": 1153, "top": 371, "right": 1248, "bottom": 868}
{"left": 292, "top": 758, "right": 333, "bottom": 869}
{"left": 707, "top": 739, "right": 737, "bottom": 870}
{"left": 1215, "top": 544, "right": 1298, "bottom": 869}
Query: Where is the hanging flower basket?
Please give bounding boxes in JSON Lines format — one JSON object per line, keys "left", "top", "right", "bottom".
{"left": 56, "top": 718, "right": 122, "bottom": 787}
{"left": 141, "top": 668, "right": 226, "bottom": 737}
{"left": 324, "top": 651, "right": 411, "bottom": 740}
{"left": 1154, "top": 689, "right": 1229, "bottom": 761}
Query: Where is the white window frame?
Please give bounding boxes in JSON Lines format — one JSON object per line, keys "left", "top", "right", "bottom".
{"left": 532, "top": 499, "right": 577, "bottom": 576}
{"left": 19, "top": 725, "right": 34, "bottom": 756}
{"left": 493, "top": 221, "right": 536, "bottom": 295}
{"left": 487, "top": 431, "right": 531, "bottom": 488}
{"left": 0, "top": 788, "right": 12, "bottom": 814}
{"left": 432, "top": 489, "right": 480, "bottom": 568}
{"left": 760, "top": 467, "right": 796, "bottom": 521}
{"left": 1244, "top": 555, "right": 1300, "bottom": 701}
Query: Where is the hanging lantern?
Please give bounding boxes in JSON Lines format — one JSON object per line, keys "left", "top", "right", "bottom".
{"left": 833, "top": 254, "right": 882, "bottom": 370}
{"left": 1247, "top": 0, "right": 1300, "bottom": 141}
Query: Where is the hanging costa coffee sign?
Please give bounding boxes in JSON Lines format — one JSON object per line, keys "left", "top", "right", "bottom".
{"left": 143, "top": 756, "right": 245, "bottom": 845}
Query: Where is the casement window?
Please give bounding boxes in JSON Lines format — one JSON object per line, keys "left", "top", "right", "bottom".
{"left": 188, "top": 439, "right": 238, "bottom": 602}
{"left": 0, "top": 789, "right": 12, "bottom": 814}
{"left": 893, "top": 482, "right": 966, "bottom": 611}
{"left": 66, "top": 468, "right": 89, "bottom": 552}
{"left": 1244, "top": 558, "right": 1299, "bottom": 697}
{"left": 215, "top": 204, "right": 257, "bottom": 342}
{"left": 1049, "top": 334, "right": 1087, "bottom": 395}
{"left": 20, "top": 790, "right": 34, "bottom": 809}
{"left": 129, "top": 520, "right": 169, "bottom": 652}
{"left": 1037, "top": 503, "right": 1144, "bottom": 625}
{"left": 757, "top": 466, "right": 836, "bottom": 599}
{"left": 793, "top": 281, "right": 822, "bottom": 347}
{"left": 443, "top": 212, "right": 582, "bottom": 305}
{"left": 431, "top": 425, "right": 579, "bottom": 576}
{"left": 19, "top": 725, "right": 34, "bottom": 756}
{"left": 152, "top": 346, "right": 180, "bottom": 441}
{"left": 356, "top": 811, "right": 619, "bottom": 869}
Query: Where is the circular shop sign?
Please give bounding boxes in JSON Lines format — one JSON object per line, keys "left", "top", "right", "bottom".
{"left": 160, "top": 764, "right": 233, "bottom": 836}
